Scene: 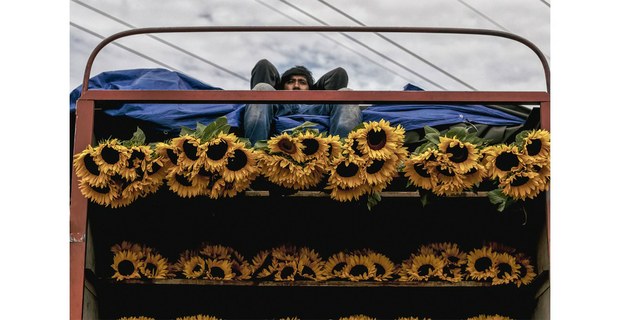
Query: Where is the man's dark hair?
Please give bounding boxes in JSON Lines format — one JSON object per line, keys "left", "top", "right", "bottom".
{"left": 279, "top": 66, "right": 314, "bottom": 89}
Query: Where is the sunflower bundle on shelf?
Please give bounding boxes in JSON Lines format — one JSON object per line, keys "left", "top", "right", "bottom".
{"left": 175, "top": 314, "right": 221, "bottom": 320}
{"left": 157, "top": 118, "right": 260, "bottom": 199}
{"left": 324, "top": 249, "right": 397, "bottom": 282}
{"left": 465, "top": 243, "right": 536, "bottom": 286}
{"left": 484, "top": 129, "right": 551, "bottom": 211}
{"left": 110, "top": 241, "right": 172, "bottom": 281}
{"left": 466, "top": 315, "right": 512, "bottom": 320}
{"left": 255, "top": 123, "right": 341, "bottom": 191}
{"left": 73, "top": 127, "right": 168, "bottom": 208}
{"left": 403, "top": 126, "right": 487, "bottom": 198}
{"left": 250, "top": 245, "right": 327, "bottom": 281}
{"left": 171, "top": 243, "right": 252, "bottom": 280}
{"left": 326, "top": 120, "right": 408, "bottom": 206}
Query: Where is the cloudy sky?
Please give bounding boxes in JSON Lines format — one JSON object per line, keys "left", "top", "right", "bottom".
{"left": 70, "top": 0, "right": 550, "bottom": 92}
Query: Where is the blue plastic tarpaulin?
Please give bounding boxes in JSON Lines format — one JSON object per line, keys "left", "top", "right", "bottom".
{"left": 69, "top": 68, "right": 525, "bottom": 137}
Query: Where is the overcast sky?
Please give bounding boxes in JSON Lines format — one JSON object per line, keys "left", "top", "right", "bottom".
{"left": 70, "top": 0, "right": 550, "bottom": 92}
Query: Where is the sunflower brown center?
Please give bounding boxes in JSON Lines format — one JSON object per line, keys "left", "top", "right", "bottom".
{"left": 442, "top": 265, "right": 455, "bottom": 277}
{"left": 474, "top": 257, "right": 492, "bottom": 272}
{"left": 351, "top": 140, "right": 364, "bottom": 157}
{"left": 413, "top": 163, "right": 431, "bottom": 178}
{"left": 366, "top": 160, "right": 385, "bottom": 174}
{"left": 510, "top": 176, "right": 530, "bottom": 187}
{"left": 367, "top": 129, "right": 387, "bottom": 150}
{"left": 182, "top": 140, "right": 199, "bottom": 160}
{"left": 448, "top": 256, "right": 460, "bottom": 264}
{"left": 149, "top": 162, "right": 162, "bottom": 174}
{"left": 145, "top": 262, "right": 157, "bottom": 275}
{"left": 418, "top": 264, "right": 434, "bottom": 276}
{"left": 350, "top": 264, "right": 368, "bottom": 277}
{"left": 517, "top": 263, "right": 526, "bottom": 278}
{"left": 226, "top": 149, "right": 248, "bottom": 171}
{"left": 333, "top": 262, "right": 346, "bottom": 273}
{"left": 447, "top": 144, "right": 468, "bottom": 163}
{"left": 336, "top": 162, "right": 359, "bottom": 178}
{"left": 192, "top": 264, "right": 203, "bottom": 274}
{"left": 175, "top": 173, "right": 193, "bottom": 187}
{"left": 277, "top": 138, "right": 297, "bottom": 154}
{"left": 84, "top": 154, "right": 100, "bottom": 175}
{"left": 101, "top": 146, "right": 120, "bottom": 165}
{"left": 374, "top": 264, "right": 386, "bottom": 276}
{"left": 207, "top": 140, "right": 229, "bottom": 161}
{"left": 91, "top": 185, "right": 111, "bottom": 194}
{"left": 301, "top": 138, "right": 319, "bottom": 156}
{"left": 211, "top": 266, "right": 225, "bottom": 279}
{"left": 496, "top": 152, "right": 519, "bottom": 171}
{"left": 166, "top": 149, "right": 179, "bottom": 165}
{"left": 281, "top": 266, "right": 295, "bottom": 279}
{"left": 301, "top": 266, "right": 315, "bottom": 278}
{"left": 118, "top": 260, "right": 135, "bottom": 276}
{"left": 497, "top": 263, "right": 512, "bottom": 279}
{"left": 526, "top": 139, "right": 542, "bottom": 156}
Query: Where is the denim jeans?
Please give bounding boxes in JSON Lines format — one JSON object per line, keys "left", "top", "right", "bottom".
{"left": 243, "top": 83, "right": 362, "bottom": 144}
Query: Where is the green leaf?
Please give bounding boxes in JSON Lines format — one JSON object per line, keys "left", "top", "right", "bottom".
{"left": 444, "top": 126, "right": 468, "bottom": 140}
{"left": 283, "top": 121, "right": 319, "bottom": 134}
{"left": 179, "top": 126, "right": 194, "bottom": 137}
{"left": 200, "top": 117, "right": 231, "bottom": 140}
{"left": 367, "top": 192, "right": 382, "bottom": 211}
{"left": 420, "top": 191, "right": 430, "bottom": 207}
{"left": 424, "top": 126, "right": 440, "bottom": 136}
{"left": 253, "top": 140, "right": 269, "bottom": 151}
{"left": 487, "top": 189, "right": 516, "bottom": 212}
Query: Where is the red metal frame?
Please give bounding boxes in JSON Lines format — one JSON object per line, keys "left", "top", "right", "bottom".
{"left": 70, "top": 26, "right": 550, "bottom": 320}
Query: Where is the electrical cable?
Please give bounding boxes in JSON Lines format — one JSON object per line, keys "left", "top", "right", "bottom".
{"left": 317, "top": 0, "right": 477, "bottom": 90}
{"left": 71, "top": 0, "right": 249, "bottom": 82}
{"left": 280, "top": 0, "right": 448, "bottom": 90}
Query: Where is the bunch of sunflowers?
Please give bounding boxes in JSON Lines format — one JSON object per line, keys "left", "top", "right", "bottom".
{"left": 155, "top": 118, "right": 259, "bottom": 199}
{"left": 326, "top": 119, "right": 408, "bottom": 203}
{"left": 250, "top": 245, "right": 327, "bottom": 281}
{"left": 73, "top": 128, "right": 167, "bottom": 208}
{"left": 483, "top": 130, "right": 551, "bottom": 210}
{"left": 171, "top": 244, "right": 252, "bottom": 280}
{"left": 398, "top": 242, "right": 536, "bottom": 287}
{"left": 119, "top": 315, "right": 220, "bottom": 320}
{"left": 255, "top": 123, "right": 342, "bottom": 191}
{"left": 118, "top": 315, "right": 512, "bottom": 320}
{"left": 110, "top": 241, "right": 172, "bottom": 281}
{"left": 324, "top": 249, "right": 397, "bottom": 281}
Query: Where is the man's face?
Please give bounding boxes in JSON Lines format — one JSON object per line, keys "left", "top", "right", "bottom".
{"left": 283, "top": 75, "right": 310, "bottom": 90}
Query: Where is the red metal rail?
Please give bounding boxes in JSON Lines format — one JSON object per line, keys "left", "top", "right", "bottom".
{"left": 71, "top": 26, "right": 550, "bottom": 320}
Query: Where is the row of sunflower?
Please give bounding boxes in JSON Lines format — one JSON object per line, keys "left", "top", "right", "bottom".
{"left": 119, "top": 314, "right": 512, "bottom": 320}
{"left": 110, "top": 242, "right": 535, "bottom": 287}
{"left": 74, "top": 118, "right": 550, "bottom": 210}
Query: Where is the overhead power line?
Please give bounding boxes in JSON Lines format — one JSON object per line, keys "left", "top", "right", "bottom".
{"left": 279, "top": 0, "right": 448, "bottom": 90}
{"left": 318, "top": 0, "right": 477, "bottom": 91}
{"left": 254, "top": 0, "right": 413, "bottom": 85}
{"left": 71, "top": 22, "right": 179, "bottom": 72}
{"left": 539, "top": 0, "right": 550, "bottom": 7}
{"left": 71, "top": 0, "right": 249, "bottom": 82}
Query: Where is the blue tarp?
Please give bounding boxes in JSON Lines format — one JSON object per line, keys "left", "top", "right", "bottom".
{"left": 69, "top": 68, "right": 525, "bottom": 137}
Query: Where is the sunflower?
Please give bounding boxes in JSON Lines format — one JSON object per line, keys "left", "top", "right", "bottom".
{"left": 140, "top": 253, "right": 170, "bottom": 279}
{"left": 499, "top": 169, "right": 544, "bottom": 200}
{"left": 110, "top": 241, "right": 143, "bottom": 255}
{"left": 339, "top": 315, "right": 376, "bottom": 320}
{"left": 439, "top": 243, "right": 467, "bottom": 267}
{"left": 324, "top": 134, "right": 344, "bottom": 161}
{"left": 199, "top": 244, "right": 233, "bottom": 260}
{"left": 251, "top": 250, "right": 276, "bottom": 279}
{"left": 367, "top": 251, "right": 396, "bottom": 281}
{"left": 170, "top": 135, "right": 204, "bottom": 170}
{"left": 279, "top": 318, "right": 301, "bottom": 320}
{"left": 296, "top": 256, "right": 327, "bottom": 281}
{"left": 273, "top": 260, "right": 298, "bottom": 281}
{"left": 342, "top": 255, "right": 376, "bottom": 281}
{"left": 466, "top": 247, "right": 498, "bottom": 281}
{"left": 397, "top": 317, "right": 432, "bottom": 320}
{"left": 155, "top": 141, "right": 181, "bottom": 166}
{"left": 354, "top": 119, "right": 406, "bottom": 160}
{"left": 324, "top": 252, "right": 349, "bottom": 280}
{"left": 119, "top": 145, "right": 153, "bottom": 181}
{"left": 119, "top": 317, "right": 156, "bottom": 320}
{"left": 514, "top": 255, "right": 536, "bottom": 287}
{"left": 204, "top": 259, "right": 234, "bottom": 280}
{"left": 492, "top": 253, "right": 520, "bottom": 285}
{"left": 364, "top": 154, "right": 399, "bottom": 188}
{"left": 327, "top": 155, "right": 367, "bottom": 189}
{"left": 176, "top": 315, "right": 221, "bottom": 320}
{"left": 403, "top": 150, "right": 439, "bottom": 191}
{"left": 166, "top": 166, "right": 203, "bottom": 198}
{"left": 109, "top": 190, "right": 139, "bottom": 209}
{"left": 297, "top": 131, "right": 330, "bottom": 162}
{"left": 520, "top": 129, "right": 550, "bottom": 163}
{"left": 73, "top": 145, "right": 110, "bottom": 187}
{"left": 220, "top": 143, "right": 259, "bottom": 183}
{"left": 404, "top": 254, "right": 444, "bottom": 281}
{"left": 485, "top": 242, "right": 517, "bottom": 255}
{"left": 439, "top": 263, "right": 465, "bottom": 283}
{"left": 203, "top": 132, "right": 238, "bottom": 171}
{"left": 231, "top": 260, "right": 253, "bottom": 280}
{"left": 111, "top": 250, "right": 144, "bottom": 281}
{"left": 461, "top": 162, "right": 487, "bottom": 188}
{"left": 438, "top": 136, "right": 480, "bottom": 173}
{"left": 328, "top": 182, "right": 372, "bottom": 202}
{"left": 432, "top": 165, "right": 468, "bottom": 196}
{"left": 78, "top": 180, "right": 119, "bottom": 207}
{"left": 299, "top": 247, "right": 322, "bottom": 262}
{"left": 171, "top": 250, "right": 199, "bottom": 276}
{"left": 483, "top": 144, "right": 524, "bottom": 180}
{"left": 268, "top": 132, "right": 305, "bottom": 163}
{"left": 93, "top": 139, "right": 130, "bottom": 174}
{"left": 182, "top": 256, "right": 206, "bottom": 279}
